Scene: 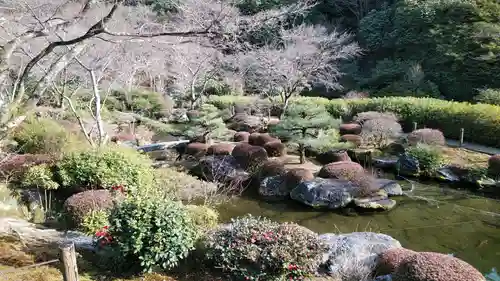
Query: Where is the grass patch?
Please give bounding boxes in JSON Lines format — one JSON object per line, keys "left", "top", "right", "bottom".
{"left": 440, "top": 147, "right": 489, "bottom": 169}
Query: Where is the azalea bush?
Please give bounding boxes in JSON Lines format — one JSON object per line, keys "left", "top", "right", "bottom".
{"left": 407, "top": 144, "right": 444, "bottom": 176}
{"left": 203, "top": 215, "right": 327, "bottom": 281}
{"left": 108, "top": 198, "right": 197, "bottom": 273}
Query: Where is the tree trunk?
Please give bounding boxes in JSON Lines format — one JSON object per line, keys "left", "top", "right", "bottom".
{"left": 299, "top": 144, "right": 305, "bottom": 164}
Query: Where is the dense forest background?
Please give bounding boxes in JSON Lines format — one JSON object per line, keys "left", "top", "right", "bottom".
{"left": 224, "top": 0, "right": 500, "bottom": 101}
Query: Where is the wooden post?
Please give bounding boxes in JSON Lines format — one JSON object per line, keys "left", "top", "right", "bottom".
{"left": 459, "top": 128, "right": 464, "bottom": 147}
{"left": 412, "top": 122, "right": 417, "bottom": 131}
{"left": 60, "top": 242, "right": 79, "bottom": 281}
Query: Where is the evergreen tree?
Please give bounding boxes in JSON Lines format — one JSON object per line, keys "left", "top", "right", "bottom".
{"left": 271, "top": 103, "right": 340, "bottom": 164}
{"left": 183, "top": 104, "right": 229, "bottom": 142}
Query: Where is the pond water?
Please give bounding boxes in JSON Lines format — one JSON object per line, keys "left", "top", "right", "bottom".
{"left": 216, "top": 181, "right": 500, "bottom": 273}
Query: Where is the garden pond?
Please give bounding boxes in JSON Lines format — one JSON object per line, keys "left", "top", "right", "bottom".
{"left": 217, "top": 180, "right": 500, "bottom": 273}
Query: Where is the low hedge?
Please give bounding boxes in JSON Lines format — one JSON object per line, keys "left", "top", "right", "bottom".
{"left": 208, "top": 96, "right": 500, "bottom": 147}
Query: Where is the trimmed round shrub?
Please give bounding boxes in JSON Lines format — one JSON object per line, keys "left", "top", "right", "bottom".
{"left": 232, "top": 143, "right": 268, "bottom": 170}
{"left": 376, "top": 248, "right": 417, "bottom": 276}
{"left": 55, "top": 146, "right": 155, "bottom": 195}
{"left": 407, "top": 144, "right": 444, "bottom": 175}
{"left": 354, "top": 111, "right": 399, "bottom": 124}
{"left": 207, "top": 143, "right": 235, "bottom": 156}
{"left": 256, "top": 133, "right": 278, "bottom": 146}
{"left": 257, "top": 160, "right": 287, "bottom": 180}
{"left": 63, "top": 190, "right": 116, "bottom": 229}
{"left": 185, "top": 142, "right": 209, "bottom": 157}
{"left": 340, "top": 134, "right": 363, "bottom": 147}
{"left": 361, "top": 118, "right": 403, "bottom": 149}
{"left": 317, "top": 150, "right": 351, "bottom": 164}
{"left": 234, "top": 131, "right": 250, "bottom": 142}
{"left": 407, "top": 129, "right": 445, "bottom": 146}
{"left": 284, "top": 168, "right": 314, "bottom": 189}
{"left": 339, "top": 123, "right": 362, "bottom": 135}
{"left": 318, "top": 161, "right": 365, "bottom": 180}
{"left": 392, "top": 252, "right": 485, "bottom": 281}
{"left": 0, "top": 154, "right": 53, "bottom": 180}
{"left": 264, "top": 141, "right": 286, "bottom": 157}
{"left": 185, "top": 205, "right": 219, "bottom": 233}
{"left": 488, "top": 154, "right": 500, "bottom": 177}
{"left": 248, "top": 132, "right": 261, "bottom": 145}
{"left": 109, "top": 198, "right": 197, "bottom": 272}
{"left": 203, "top": 215, "right": 327, "bottom": 281}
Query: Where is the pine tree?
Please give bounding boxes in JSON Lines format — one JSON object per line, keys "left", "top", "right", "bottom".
{"left": 271, "top": 103, "right": 340, "bottom": 164}
{"left": 183, "top": 104, "right": 229, "bottom": 142}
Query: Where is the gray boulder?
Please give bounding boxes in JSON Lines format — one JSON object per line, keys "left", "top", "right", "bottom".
{"left": 320, "top": 232, "right": 401, "bottom": 281}
{"left": 396, "top": 154, "right": 419, "bottom": 177}
{"left": 290, "top": 178, "right": 356, "bottom": 209}
{"left": 258, "top": 175, "right": 288, "bottom": 200}
{"left": 375, "top": 179, "right": 403, "bottom": 196}
{"left": 353, "top": 190, "right": 397, "bottom": 210}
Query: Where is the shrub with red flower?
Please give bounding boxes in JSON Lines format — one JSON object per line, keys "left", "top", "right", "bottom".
{"left": 111, "top": 184, "right": 126, "bottom": 194}
{"left": 94, "top": 226, "right": 114, "bottom": 248}
{"left": 204, "top": 215, "right": 327, "bottom": 281}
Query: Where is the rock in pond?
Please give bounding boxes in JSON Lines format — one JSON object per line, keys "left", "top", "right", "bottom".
{"left": 376, "top": 179, "right": 403, "bottom": 196}
{"left": 259, "top": 175, "right": 289, "bottom": 200}
{"left": 373, "top": 158, "right": 398, "bottom": 170}
{"left": 396, "top": 154, "right": 419, "bottom": 177}
{"left": 290, "top": 178, "right": 357, "bottom": 209}
{"left": 290, "top": 178, "right": 401, "bottom": 210}
{"left": 436, "top": 166, "right": 461, "bottom": 182}
{"left": 353, "top": 190, "right": 397, "bottom": 211}
{"left": 319, "top": 232, "right": 401, "bottom": 281}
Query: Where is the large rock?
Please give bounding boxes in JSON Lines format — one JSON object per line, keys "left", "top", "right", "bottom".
{"left": 392, "top": 252, "right": 485, "bottom": 281}
{"left": 375, "top": 179, "right": 403, "bottom": 196}
{"left": 258, "top": 175, "right": 289, "bottom": 200}
{"left": 290, "top": 178, "right": 357, "bottom": 209}
{"left": 353, "top": 190, "right": 397, "bottom": 210}
{"left": 320, "top": 232, "right": 402, "bottom": 281}
{"left": 396, "top": 154, "right": 420, "bottom": 177}
{"left": 192, "top": 155, "right": 250, "bottom": 184}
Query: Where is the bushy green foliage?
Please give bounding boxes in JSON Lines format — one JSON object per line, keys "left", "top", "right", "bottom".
{"left": 474, "top": 89, "right": 500, "bottom": 105}
{"left": 305, "top": 128, "right": 353, "bottom": 153}
{"left": 56, "top": 146, "right": 155, "bottom": 195}
{"left": 407, "top": 144, "right": 444, "bottom": 175}
{"left": 203, "top": 215, "right": 327, "bottom": 281}
{"left": 210, "top": 95, "right": 500, "bottom": 147}
{"left": 354, "top": 0, "right": 500, "bottom": 101}
{"left": 144, "top": 0, "right": 179, "bottom": 15}
{"left": 107, "top": 89, "right": 173, "bottom": 119}
{"left": 183, "top": 104, "right": 229, "bottom": 140}
{"left": 20, "top": 164, "right": 58, "bottom": 190}
{"left": 81, "top": 210, "right": 110, "bottom": 236}
{"left": 109, "top": 198, "right": 197, "bottom": 273}
{"left": 271, "top": 103, "right": 341, "bottom": 163}
{"left": 184, "top": 205, "right": 219, "bottom": 233}
{"left": 12, "top": 117, "right": 81, "bottom": 155}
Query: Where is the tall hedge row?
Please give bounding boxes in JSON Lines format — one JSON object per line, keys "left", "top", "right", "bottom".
{"left": 208, "top": 96, "right": 500, "bottom": 147}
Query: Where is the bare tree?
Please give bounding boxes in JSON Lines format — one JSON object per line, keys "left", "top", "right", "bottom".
{"left": 236, "top": 24, "right": 362, "bottom": 115}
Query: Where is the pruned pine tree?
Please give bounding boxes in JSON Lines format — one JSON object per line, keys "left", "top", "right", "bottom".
{"left": 184, "top": 104, "right": 228, "bottom": 142}
{"left": 271, "top": 103, "right": 336, "bottom": 164}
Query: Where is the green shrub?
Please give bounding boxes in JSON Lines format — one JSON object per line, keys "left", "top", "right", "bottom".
{"left": 108, "top": 89, "right": 174, "bottom": 119}
{"left": 109, "top": 198, "right": 197, "bottom": 273}
{"left": 81, "top": 209, "right": 110, "bottom": 236}
{"left": 63, "top": 189, "right": 116, "bottom": 229}
{"left": 407, "top": 145, "right": 444, "bottom": 175}
{"left": 12, "top": 118, "right": 81, "bottom": 155}
{"left": 305, "top": 128, "right": 353, "bottom": 153}
{"left": 203, "top": 215, "right": 327, "bottom": 281}
{"left": 56, "top": 146, "right": 155, "bottom": 195}
{"left": 20, "top": 164, "right": 58, "bottom": 190}
{"left": 210, "top": 96, "right": 500, "bottom": 147}
{"left": 184, "top": 205, "right": 219, "bottom": 233}
{"left": 154, "top": 168, "right": 217, "bottom": 201}
{"left": 474, "top": 88, "right": 500, "bottom": 106}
